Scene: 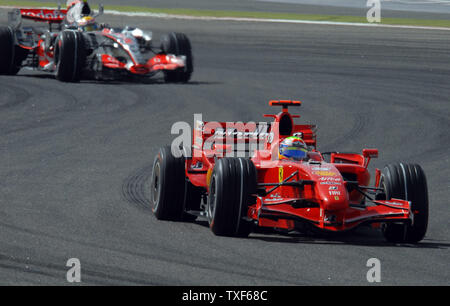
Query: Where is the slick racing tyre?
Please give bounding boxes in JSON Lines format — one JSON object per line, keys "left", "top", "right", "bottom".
{"left": 0, "top": 26, "right": 25, "bottom": 75}
{"left": 55, "top": 30, "right": 86, "bottom": 82}
{"left": 150, "top": 146, "right": 200, "bottom": 221}
{"left": 160, "top": 32, "right": 193, "bottom": 83}
{"left": 379, "top": 163, "right": 429, "bottom": 243}
{"left": 207, "top": 158, "right": 256, "bottom": 237}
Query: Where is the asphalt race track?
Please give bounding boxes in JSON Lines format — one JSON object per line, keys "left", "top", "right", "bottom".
{"left": 0, "top": 12, "right": 449, "bottom": 285}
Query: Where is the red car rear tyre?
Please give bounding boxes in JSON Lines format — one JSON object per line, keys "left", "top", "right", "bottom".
{"left": 150, "top": 146, "right": 186, "bottom": 220}
{"left": 150, "top": 146, "right": 200, "bottom": 221}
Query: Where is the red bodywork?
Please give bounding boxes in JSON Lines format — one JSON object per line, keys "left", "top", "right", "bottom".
{"left": 185, "top": 100, "right": 412, "bottom": 232}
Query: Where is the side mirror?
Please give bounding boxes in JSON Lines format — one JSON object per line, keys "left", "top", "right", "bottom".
{"left": 362, "top": 149, "right": 378, "bottom": 168}
{"left": 8, "top": 9, "right": 22, "bottom": 29}
{"left": 363, "top": 148, "right": 378, "bottom": 158}
{"left": 92, "top": 4, "right": 104, "bottom": 18}
{"left": 98, "top": 4, "right": 104, "bottom": 16}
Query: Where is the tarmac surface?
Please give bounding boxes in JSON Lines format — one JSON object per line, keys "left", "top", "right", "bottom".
{"left": 0, "top": 11, "right": 449, "bottom": 285}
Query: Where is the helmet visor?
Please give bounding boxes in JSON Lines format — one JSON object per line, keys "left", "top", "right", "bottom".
{"left": 280, "top": 147, "right": 307, "bottom": 160}
{"left": 82, "top": 23, "right": 98, "bottom": 31}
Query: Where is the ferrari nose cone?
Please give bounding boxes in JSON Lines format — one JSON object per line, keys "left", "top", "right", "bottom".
{"left": 321, "top": 191, "right": 348, "bottom": 210}
{"left": 310, "top": 166, "right": 348, "bottom": 210}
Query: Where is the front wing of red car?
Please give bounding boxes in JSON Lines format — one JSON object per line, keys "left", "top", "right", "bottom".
{"left": 252, "top": 196, "right": 412, "bottom": 232}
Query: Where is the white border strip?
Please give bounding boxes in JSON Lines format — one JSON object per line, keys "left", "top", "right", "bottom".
{"left": 1, "top": 6, "right": 450, "bottom": 31}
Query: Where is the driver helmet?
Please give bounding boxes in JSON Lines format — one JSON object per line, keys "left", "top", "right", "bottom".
{"left": 279, "top": 136, "right": 308, "bottom": 161}
{"left": 77, "top": 16, "right": 98, "bottom": 31}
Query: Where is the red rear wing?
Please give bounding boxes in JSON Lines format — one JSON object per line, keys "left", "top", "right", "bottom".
{"left": 193, "top": 121, "right": 273, "bottom": 147}
{"left": 20, "top": 9, "right": 67, "bottom": 23}
{"left": 192, "top": 100, "right": 317, "bottom": 158}
{"left": 192, "top": 121, "right": 316, "bottom": 157}
{"left": 269, "top": 100, "right": 302, "bottom": 108}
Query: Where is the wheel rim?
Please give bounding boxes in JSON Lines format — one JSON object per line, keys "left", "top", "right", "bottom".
{"left": 151, "top": 161, "right": 161, "bottom": 212}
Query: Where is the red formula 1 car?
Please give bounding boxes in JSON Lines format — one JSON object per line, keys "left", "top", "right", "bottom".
{"left": 0, "top": 5, "right": 192, "bottom": 82}
{"left": 151, "top": 100, "right": 429, "bottom": 243}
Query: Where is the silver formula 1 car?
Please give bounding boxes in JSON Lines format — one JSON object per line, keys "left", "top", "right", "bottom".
{"left": 0, "top": 2, "right": 193, "bottom": 82}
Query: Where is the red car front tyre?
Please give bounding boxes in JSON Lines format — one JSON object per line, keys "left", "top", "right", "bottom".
{"left": 380, "top": 163, "right": 429, "bottom": 243}
{"left": 207, "top": 158, "right": 256, "bottom": 237}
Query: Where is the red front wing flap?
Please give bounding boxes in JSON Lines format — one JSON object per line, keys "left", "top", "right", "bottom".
{"left": 251, "top": 197, "right": 412, "bottom": 232}
{"left": 343, "top": 198, "right": 412, "bottom": 227}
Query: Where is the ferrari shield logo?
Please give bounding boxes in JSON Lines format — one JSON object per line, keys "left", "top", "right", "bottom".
{"left": 279, "top": 167, "right": 284, "bottom": 183}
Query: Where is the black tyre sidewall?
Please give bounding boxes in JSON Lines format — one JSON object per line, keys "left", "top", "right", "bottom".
{"left": 208, "top": 158, "right": 255, "bottom": 237}
{"left": 236, "top": 158, "right": 257, "bottom": 237}
{"left": 161, "top": 32, "right": 193, "bottom": 83}
{"left": 56, "top": 31, "right": 85, "bottom": 82}
{"left": 0, "top": 26, "right": 15, "bottom": 75}
{"left": 404, "top": 164, "right": 428, "bottom": 242}
{"left": 151, "top": 146, "right": 186, "bottom": 220}
{"left": 381, "top": 163, "right": 429, "bottom": 243}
